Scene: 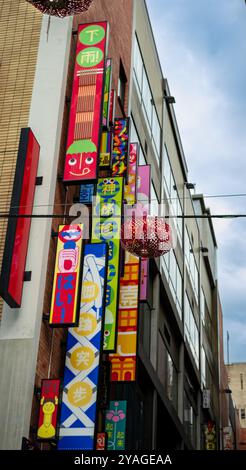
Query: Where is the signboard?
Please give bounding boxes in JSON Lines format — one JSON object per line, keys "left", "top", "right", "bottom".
{"left": 111, "top": 117, "right": 130, "bottom": 178}
{"left": 109, "top": 89, "right": 115, "bottom": 125}
{"left": 109, "top": 150, "right": 139, "bottom": 381}
{"left": 58, "top": 243, "right": 108, "bottom": 450}
{"left": 49, "top": 224, "right": 83, "bottom": 327}
{"left": 99, "top": 131, "right": 111, "bottom": 169}
{"left": 202, "top": 389, "right": 211, "bottom": 409}
{"left": 223, "top": 426, "right": 234, "bottom": 450}
{"left": 0, "top": 128, "right": 40, "bottom": 308}
{"left": 63, "top": 22, "right": 108, "bottom": 184}
{"left": 92, "top": 177, "right": 123, "bottom": 351}
{"left": 105, "top": 401, "right": 127, "bottom": 450}
{"left": 137, "top": 165, "right": 151, "bottom": 301}
{"left": 96, "top": 433, "right": 107, "bottom": 450}
{"left": 79, "top": 184, "right": 94, "bottom": 204}
{"left": 102, "top": 58, "right": 112, "bottom": 128}
{"left": 204, "top": 421, "right": 217, "bottom": 450}
{"left": 37, "top": 379, "right": 60, "bottom": 440}
{"left": 97, "top": 361, "right": 111, "bottom": 409}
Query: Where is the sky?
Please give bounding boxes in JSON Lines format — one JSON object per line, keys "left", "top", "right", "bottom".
{"left": 146, "top": 0, "right": 246, "bottom": 363}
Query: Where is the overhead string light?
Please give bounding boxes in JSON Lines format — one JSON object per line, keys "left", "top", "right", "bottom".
{"left": 26, "top": 0, "right": 94, "bottom": 17}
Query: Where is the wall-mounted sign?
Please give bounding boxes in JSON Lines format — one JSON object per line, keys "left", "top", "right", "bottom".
{"left": 105, "top": 401, "right": 127, "bottom": 450}
{"left": 96, "top": 433, "right": 107, "bottom": 450}
{"left": 124, "top": 142, "right": 138, "bottom": 205}
{"left": 202, "top": 389, "right": 211, "bottom": 409}
{"left": 204, "top": 421, "right": 217, "bottom": 450}
{"left": 49, "top": 224, "right": 83, "bottom": 327}
{"left": 223, "top": 426, "right": 234, "bottom": 450}
{"left": 63, "top": 22, "right": 108, "bottom": 184}
{"left": 99, "top": 131, "right": 112, "bottom": 169}
{"left": 102, "top": 58, "right": 112, "bottom": 128}
{"left": 37, "top": 379, "right": 60, "bottom": 440}
{"left": 58, "top": 243, "right": 108, "bottom": 450}
{"left": 111, "top": 118, "right": 130, "bottom": 178}
{"left": 92, "top": 177, "right": 123, "bottom": 352}
{"left": 79, "top": 184, "right": 94, "bottom": 204}
{"left": 137, "top": 165, "right": 151, "bottom": 301}
{"left": 0, "top": 128, "right": 40, "bottom": 308}
{"left": 109, "top": 89, "right": 115, "bottom": 126}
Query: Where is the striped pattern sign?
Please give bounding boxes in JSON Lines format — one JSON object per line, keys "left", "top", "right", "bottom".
{"left": 58, "top": 243, "right": 108, "bottom": 450}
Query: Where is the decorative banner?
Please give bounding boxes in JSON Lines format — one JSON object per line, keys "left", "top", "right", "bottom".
{"left": 37, "top": 379, "right": 60, "bottom": 440}
{"left": 204, "top": 421, "right": 217, "bottom": 450}
{"left": 92, "top": 177, "right": 123, "bottom": 352}
{"left": 109, "top": 251, "right": 139, "bottom": 381}
{"left": 137, "top": 165, "right": 151, "bottom": 301}
{"left": 109, "top": 150, "right": 139, "bottom": 381}
{"left": 49, "top": 224, "right": 83, "bottom": 327}
{"left": 79, "top": 184, "right": 94, "bottom": 204}
{"left": 96, "top": 433, "right": 107, "bottom": 450}
{"left": 58, "top": 243, "right": 108, "bottom": 450}
{"left": 112, "top": 118, "right": 130, "bottom": 178}
{"left": 109, "top": 89, "right": 115, "bottom": 126}
{"left": 124, "top": 143, "right": 138, "bottom": 205}
{"left": 63, "top": 22, "right": 108, "bottom": 184}
{"left": 105, "top": 401, "right": 127, "bottom": 450}
{"left": 102, "top": 58, "right": 112, "bottom": 128}
{"left": 99, "top": 131, "right": 112, "bottom": 169}
{"left": 0, "top": 128, "right": 40, "bottom": 308}
{"left": 202, "top": 389, "right": 211, "bottom": 409}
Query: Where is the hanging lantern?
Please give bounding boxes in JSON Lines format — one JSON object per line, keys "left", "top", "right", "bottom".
{"left": 121, "top": 214, "right": 172, "bottom": 259}
{"left": 26, "top": 0, "right": 93, "bottom": 18}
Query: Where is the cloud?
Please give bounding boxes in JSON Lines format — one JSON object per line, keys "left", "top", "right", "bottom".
{"left": 146, "top": 0, "right": 246, "bottom": 362}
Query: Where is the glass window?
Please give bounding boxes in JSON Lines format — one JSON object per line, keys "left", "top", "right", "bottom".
{"left": 184, "top": 391, "right": 196, "bottom": 446}
{"left": 151, "top": 182, "right": 159, "bottom": 216}
{"left": 130, "top": 117, "right": 147, "bottom": 165}
{"left": 201, "top": 347, "right": 206, "bottom": 386}
{"left": 133, "top": 37, "right": 142, "bottom": 95}
{"left": 241, "top": 409, "right": 245, "bottom": 420}
{"left": 152, "top": 106, "right": 161, "bottom": 161}
{"left": 185, "top": 293, "right": 199, "bottom": 368}
{"left": 142, "top": 70, "right": 152, "bottom": 131}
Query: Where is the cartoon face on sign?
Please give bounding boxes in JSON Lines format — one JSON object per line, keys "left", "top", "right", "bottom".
{"left": 64, "top": 140, "right": 97, "bottom": 179}
{"left": 58, "top": 225, "right": 82, "bottom": 243}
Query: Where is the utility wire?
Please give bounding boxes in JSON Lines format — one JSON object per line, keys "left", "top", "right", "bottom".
{"left": 1, "top": 213, "right": 246, "bottom": 219}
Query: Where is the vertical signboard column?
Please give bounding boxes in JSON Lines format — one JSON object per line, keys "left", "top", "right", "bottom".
{"left": 92, "top": 177, "right": 123, "bottom": 352}
{"left": 63, "top": 22, "right": 108, "bottom": 184}
{"left": 58, "top": 243, "right": 108, "bottom": 450}
{"left": 111, "top": 118, "right": 130, "bottom": 178}
{"left": 37, "top": 379, "right": 60, "bottom": 440}
{"left": 105, "top": 401, "right": 127, "bottom": 450}
{"left": 137, "top": 165, "right": 151, "bottom": 301}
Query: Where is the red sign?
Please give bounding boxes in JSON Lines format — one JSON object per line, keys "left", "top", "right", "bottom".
{"left": 0, "top": 128, "right": 40, "bottom": 308}
{"left": 49, "top": 224, "right": 83, "bottom": 326}
{"left": 63, "top": 22, "right": 108, "bottom": 184}
{"left": 37, "top": 379, "right": 60, "bottom": 440}
{"left": 96, "top": 433, "right": 107, "bottom": 450}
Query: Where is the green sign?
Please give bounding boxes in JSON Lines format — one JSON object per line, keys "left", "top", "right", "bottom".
{"left": 92, "top": 177, "right": 123, "bottom": 351}
{"left": 105, "top": 401, "right": 127, "bottom": 450}
{"left": 79, "top": 25, "right": 106, "bottom": 46}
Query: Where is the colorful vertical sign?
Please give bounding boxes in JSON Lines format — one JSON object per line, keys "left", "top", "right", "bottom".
{"left": 49, "top": 224, "right": 83, "bottom": 327}
{"left": 0, "top": 128, "right": 40, "bottom": 308}
{"left": 96, "top": 433, "right": 107, "bottom": 450}
{"left": 58, "top": 243, "right": 108, "bottom": 450}
{"left": 92, "top": 177, "right": 123, "bottom": 352}
{"left": 79, "top": 184, "right": 94, "bottom": 204}
{"left": 99, "top": 131, "right": 112, "bottom": 169}
{"left": 109, "top": 89, "right": 115, "bottom": 125}
{"left": 37, "top": 379, "right": 60, "bottom": 440}
{"left": 204, "top": 421, "right": 217, "bottom": 450}
{"left": 63, "top": 22, "right": 108, "bottom": 184}
{"left": 109, "top": 146, "right": 139, "bottom": 381}
{"left": 105, "top": 401, "right": 127, "bottom": 450}
{"left": 137, "top": 165, "right": 151, "bottom": 301}
{"left": 102, "top": 58, "right": 112, "bottom": 128}
{"left": 111, "top": 117, "right": 130, "bottom": 178}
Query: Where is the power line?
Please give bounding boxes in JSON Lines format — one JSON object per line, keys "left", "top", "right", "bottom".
{"left": 1, "top": 213, "right": 246, "bottom": 220}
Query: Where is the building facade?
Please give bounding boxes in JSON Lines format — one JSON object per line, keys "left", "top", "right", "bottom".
{"left": 0, "top": 0, "right": 232, "bottom": 451}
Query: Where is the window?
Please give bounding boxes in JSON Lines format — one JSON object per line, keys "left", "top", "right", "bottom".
{"left": 160, "top": 251, "right": 182, "bottom": 319}
{"left": 130, "top": 117, "right": 147, "bottom": 165}
{"left": 157, "top": 332, "right": 178, "bottom": 410}
{"left": 240, "top": 373, "right": 244, "bottom": 390}
{"left": 184, "top": 391, "right": 196, "bottom": 446}
{"left": 185, "top": 293, "right": 199, "bottom": 368}
{"left": 133, "top": 35, "right": 161, "bottom": 165}
{"left": 151, "top": 181, "right": 159, "bottom": 216}
{"left": 162, "top": 146, "right": 182, "bottom": 244}
{"left": 118, "top": 60, "right": 127, "bottom": 110}
{"left": 241, "top": 409, "right": 245, "bottom": 420}
{"left": 185, "top": 227, "right": 199, "bottom": 302}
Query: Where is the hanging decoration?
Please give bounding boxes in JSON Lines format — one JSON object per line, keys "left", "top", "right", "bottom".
{"left": 121, "top": 214, "right": 172, "bottom": 259}
{"left": 26, "top": 0, "right": 93, "bottom": 18}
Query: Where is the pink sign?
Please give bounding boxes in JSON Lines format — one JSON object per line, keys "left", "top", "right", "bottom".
{"left": 137, "top": 165, "right": 151, "bottom": 301}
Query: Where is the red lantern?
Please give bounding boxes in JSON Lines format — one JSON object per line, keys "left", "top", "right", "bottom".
{"left": 121, "top": 214, "right": 172, "bottom": 258}
{"left": 26, "top": 0, "right": 93, "bottom": 17}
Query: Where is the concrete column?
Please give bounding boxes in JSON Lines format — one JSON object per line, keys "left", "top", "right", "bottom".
{"left": 0, "top": 15, "right": 72, "bottom": 449}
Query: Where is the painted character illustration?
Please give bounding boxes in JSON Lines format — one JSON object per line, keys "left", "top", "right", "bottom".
{"left": 37, "top": 396, "right": 58, "bottom": 439}
{"left": 65, "top": 139, "right": 97, "bottom": 179}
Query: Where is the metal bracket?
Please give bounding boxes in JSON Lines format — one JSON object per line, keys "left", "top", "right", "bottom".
{"left": 35, "top": 176, "right": 43, "bottom": 186}
{"left": 51, "top": 229, "right": 58, "bottom": 238}
{"left": 42, "top": 313, "right": 50, "bottom": 322}
{"left": 24, "top": 271, "right": 32, "bottom": 282}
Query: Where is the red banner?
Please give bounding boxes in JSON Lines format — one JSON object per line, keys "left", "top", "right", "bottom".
{"left": 63, "top": 22, "right": 108, "bottom": 184}
{"left": 37, "top": 379, "right": 60, "bottom": 440}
